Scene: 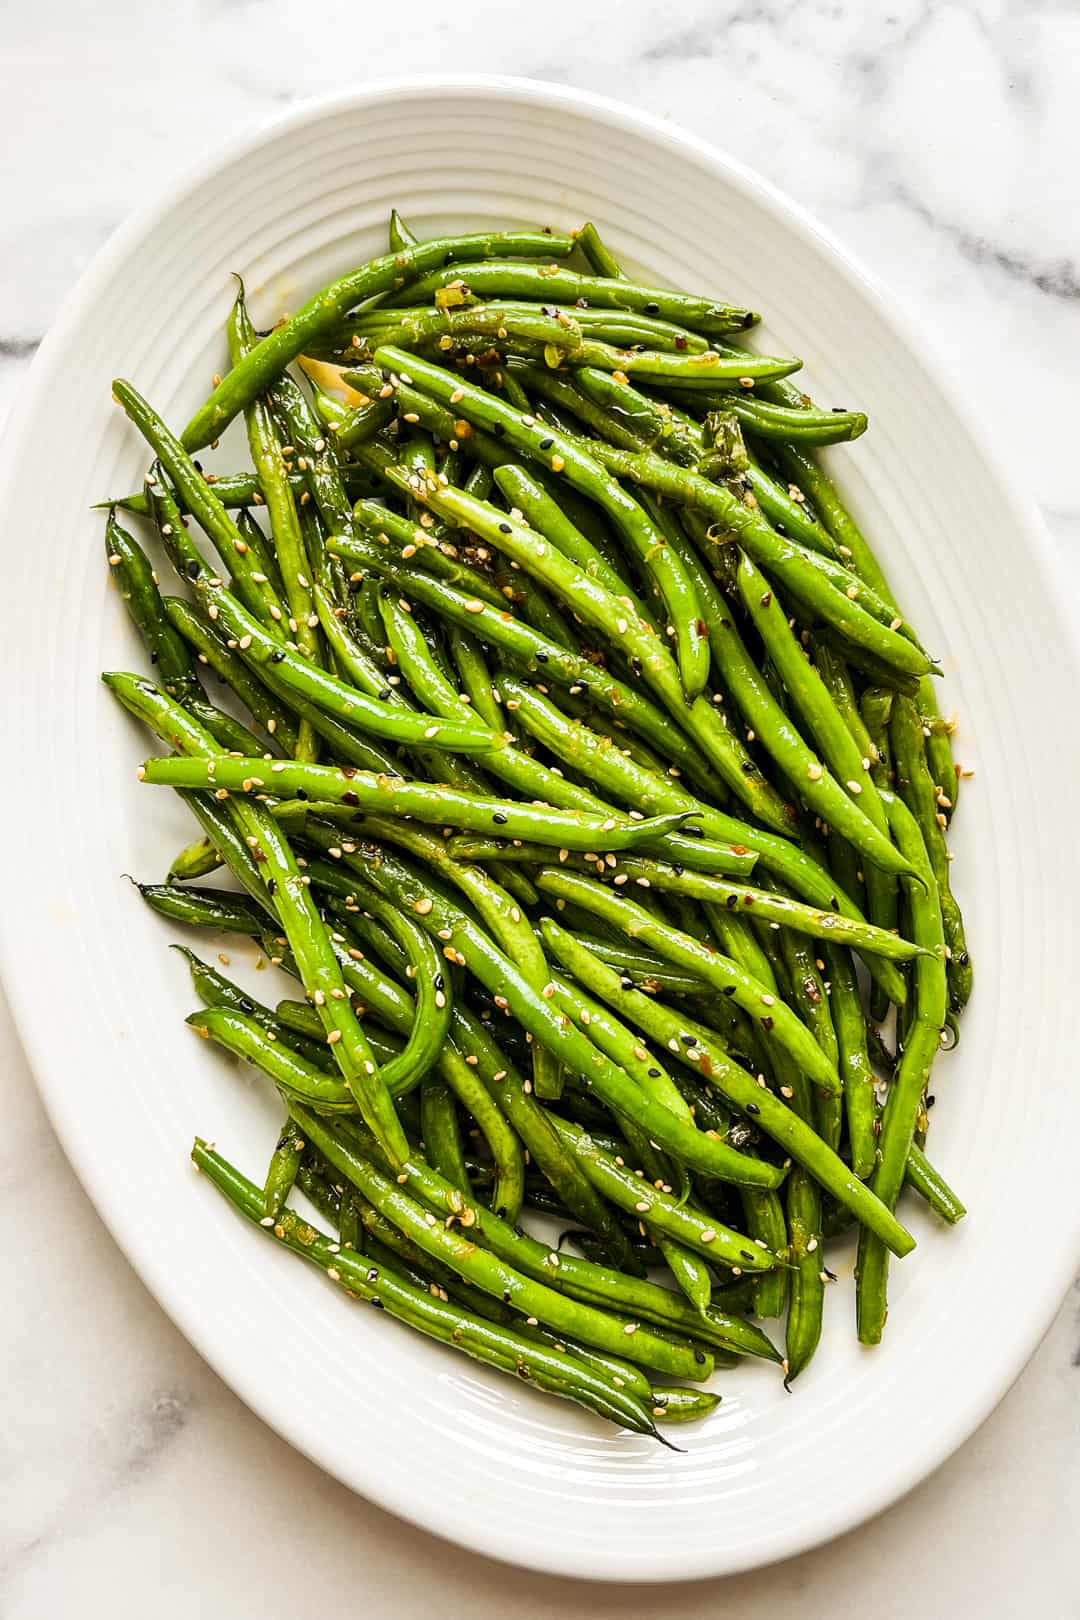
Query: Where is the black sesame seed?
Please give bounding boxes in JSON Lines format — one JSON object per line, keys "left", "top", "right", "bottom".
{"left": 499, "top": 521, "right": 512, "bottom": 534}
{"left": 492, "top": 811, "right": 508, "bottom": 825}
{"left": 745, "top": 1101, "right": 760, "bottom": 1116}
{"left": 377, "top": 687, "right": 392, "bottom": 700}
{"left": 694, "top": 1349, "right": 707, "bottom": 1364}
{"left": 647, "top": 1067, "right": 661, "bottom": 1078}
{"left": 266, "top": 880, "right": 276, "bottom": 897}
{"left": 295, "top": 787, "right": 309, "bottom": 801}
{"left": 539, "top": 436, "right": 554, "bottom": 451}
{"left": 185, "top": 559, "right": 200, "bottom": 580}
{"left": 535, "top": 649, "right": 549, "bottom": 662}
{"left": 726, "top": 893, "right": 738, "bottom": 909}
{"left": 644, "top": 301, "right": 659, "bottom": 314}
{"left": 492, "top": 421, "right": 506, "bottom": 436}
{"left": 742, "top": 311, "right": 755, "bottom": 329}
{"left": 270, "top": 650, "right": 286, "bottom": 663}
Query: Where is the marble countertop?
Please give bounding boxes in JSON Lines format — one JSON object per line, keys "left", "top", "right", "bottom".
{"left": 3, "top": 2, "right": 1078, "bottom": 1613}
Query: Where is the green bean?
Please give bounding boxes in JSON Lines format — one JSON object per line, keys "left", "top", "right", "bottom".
{"left": 536, "top": 868, "right": 842, "bottom": 1097}
{"left": 141, "top": 752, "right": 696, "bottom": 852}
{"left": 270, "top": 367, "right": 358, "bottom": 543}
{"left": 546, "top": 974, "right": 693, "bottom": 1125}
{"left": 890, "top": 695, "right": 971, "bottom": 1013}
{"left": 310, "top": 375, "right": 397, "bottom": 452}
{"left": 173, "top": 792, "right": 275, "bottom": 916}
{"left": 360, "top": 461, "right": 780, "bottom": 819}
{"left": 228, "top": 289, "right": 322, "bottom": 755}
{"left": 262, "top": 1125, "right": 305, "bottom": 1220}
{"left": 290, "top": 1105, "right": 709, "bottom": 1380}
{"left": 740, "top": 1187, "right": 789, "bottom": 1319}
{"left": 325, "top": 1104, "right": 776, "bottom": 1362}
{"left": 367, "top": 354, "right": 712, "bottom": 679}
{"left": 193, "top": 1140, "right": 666, "bottom": 1438}
{"left": 351, "top": 500, "right": 511, "bottom": 609}
{"left": 359, "top": 301, "right": 584, "bottom": 356}
{"left": 735, "top": 552, "right": 911, "bottom": 887}
{"left": 167, "top": 834, "right": 222, "bottom": 883}
{"left": 105, "top": 671, "right": 407, "bottom": 1161}
{"left": 784, "top": 1168, "right": 825, "bottom": 1380}
{"left": 571, "top": 854, "right": 922, "bottom": 962}
{"left": 647, "top": 1386, "right": 722, "bottom": 1423}
{"left": 540, "top": 919, "right": 914, "bottom": 1256}
{"left": 377, "top": 588, "right": 470, "bottom": 719}
{"left": 380, "top": 260, "right": 757, "bottom": 334}
{"left": 721, "top": 393, "right": 867, "bottom": 445}
{"left": 586, "top": 441, "right": 932, "bottom": 677}
{"left": 857, "top": 794, "right": 947, "bottom": 1343}
{"left": 388, "top": 209, "right": 419, "bottom": 252}
{"left": 450, "top": 1005, "right": 628, "bottom": 1249}
{"left": 550, "top": 1116, "right": 775, "bottom": 1273}
{"left": 777, "top": 925, "right": 840, "bottom": 1150}
{"left": 826, "top": 942, "right": 878, "bottom": 1180}
{"left": 311, "top": 583, "right": 405, "bottom": 702}
{"left": 437, "top": 1038, "right": 525, "bottom": 1223}
{"left": 177, "top": 949, "right": 343, "bottom": 1069}
{"left": 163, "top": 596, "right": 298, "bottom": 751}
{"left": 350, "top": 836, "right": 783, "bottom": 1190}
{"left": 329, "top": 540, "right": 725, "bottom": 793}
{"left": 419, "top": 1076, "right": 472, "bottom": 1196}
{"left": 491, "top": 461, "right": 647, "bottom": 608}
{"left": 778, "top": 442, "right": 960, "bottom": 817}
{"left": 906, "top": 1142, "right": 966, "bottom": 1224}
{"left": 191, "top": 1006, "right": 357, "bottom": 1111}
{"left": 135, "top": 881, "right": 265, "bottom": 936}
{"left": 115, "top": 389, "right": 289, "bottom": 637}
{"left": 573, "top": 368, "right": 704, "bottom": 465}
{"left": 106, "top": 511, "right": 201, "bottom": 702}
{"left": 102, "top": 469, "right": 303, "bottom": 517}
{"left": 576, "top": 222, "right": 624, "bottom": 280}
{"left": 180, "top": 232, "right": 575, "bottom": 450}
{"left": 557, "top": 935, "right": 707, "bottom": 996}
{"left": 191, "top": 579, "right": 490, "bottom": 752}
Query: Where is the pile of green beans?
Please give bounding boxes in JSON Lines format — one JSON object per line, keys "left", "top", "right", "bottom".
{"left": 103, "top": 211, "right": 970, "bottom": 1444}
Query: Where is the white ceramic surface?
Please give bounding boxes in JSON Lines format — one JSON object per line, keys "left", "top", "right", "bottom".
{"left": 1, "top": 78, "right": 1078, "bottom": 1584}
